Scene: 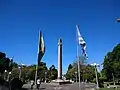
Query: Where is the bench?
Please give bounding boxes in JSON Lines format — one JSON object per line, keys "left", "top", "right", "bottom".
{"left": 107, "top": 85, "right": 117, "bottom": 89}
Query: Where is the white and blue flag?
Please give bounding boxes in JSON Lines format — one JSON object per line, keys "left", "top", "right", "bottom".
{"left": 76, "top": 25, "right": 88, "bottom": 59}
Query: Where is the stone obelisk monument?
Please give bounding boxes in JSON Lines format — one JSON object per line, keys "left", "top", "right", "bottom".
{"left": 58, "top": 38, "right": 62, "bottom": 80}
{"left": 51, "top": 38, "right": 70, "bottom": 85}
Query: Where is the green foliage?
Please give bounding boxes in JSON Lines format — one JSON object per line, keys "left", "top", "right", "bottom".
{"left": 65, "top": 60, "right": 95, "bottom": 82}
{"left": 66, "top": 66, "right": 76, "bottom": 80}
{"left": 0, "top": 52, "right": 6, "bottom": 60}
{"left": 91, "top": 78, "right": 96, "bottom": 83}
{"left": 68, "top": 64, "right": 72, "bottom": 71}
{"left": 0, "top": 52, "right": 14, "bottom": 74}
{"left": 12, "top": 62, "right": 18, "bottom": 68}
{"left": 82, "top": 64, "right": 96, "bottom": 82}
{"left": 9, "top": 62, "right": 57, "bottom": 82}
{"left": 11, "top": 68, "right": 19, "bottom": 78}
{"left": 48, "top": 65, "right": 58, "bottom": 81}
{"left": 102, "top": 43, "right": 120, "bottom": 81}
{"left": 0, "top": 51, "right": 58, "bottom": 82}
{"left": 98, "top": 77, "right": 104, "bottom": 88}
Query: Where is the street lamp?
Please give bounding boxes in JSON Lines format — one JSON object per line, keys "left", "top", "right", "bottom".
{"left": 7, "top": 72, "right": 11, "bottom": 81}
{"left": 117, "top": 18, "right": 120, "bottom": 22}
{"left": 75, "top": 71, "right": 77, "bottom": 83}
{"left": 18, "top": 63, "right": 25, "bottom": 79}
{"left": 45, "top": 71, "right": 47, "bottom": 83}
{"left": 5, "top": 70, "right": 7, "bottom": 72}
{"left": 4, "top": 70, "right": 7, "bottom": 80}
{"left": 91, "top": 63, "right": 99, "bottom": 89}
{"left": 97, "top": 64, "right": 102, "bottom": 77}
{"left": 82, "top": 70, "right": 85, "bottom": 83}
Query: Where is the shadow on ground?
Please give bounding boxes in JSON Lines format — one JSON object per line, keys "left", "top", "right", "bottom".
{"left": 20, "top": 87, "right": 45, "bottom": 90}
{"left": 21, "top": 88, "right": 29, "bottom": 90}
{"left": 40, "top": 88, "right": 46, "bottom": 89}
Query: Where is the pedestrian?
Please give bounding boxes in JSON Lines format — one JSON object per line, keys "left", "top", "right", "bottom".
{"left": 30, "top": 80, "right": 34, "bottom": 89}
{"left": 37, "top": 78, "right": 40, "bottom": 90}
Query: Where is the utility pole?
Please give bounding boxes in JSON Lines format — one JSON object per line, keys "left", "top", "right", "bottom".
{"left": 112, "top": 73, "right": 115, "bottom": 86}
{"left": 75, "top": 71, "right": 77, "bottom": 83}
{"left": 45, "top": 71, "right": 47, "bottom": 83}
{"left": 91, "top": 63, "right": 99, "bottom": 89}
{"left": 18, "top": 64, "right": 25, "bottom": 80}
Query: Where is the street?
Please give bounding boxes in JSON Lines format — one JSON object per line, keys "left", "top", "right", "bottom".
{"left": 23, "top": 83, "right": 96, "bottom": 90}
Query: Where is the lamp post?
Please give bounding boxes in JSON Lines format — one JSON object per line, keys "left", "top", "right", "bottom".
{"left": 112, "top": 73, "right": 115, "bottom": 86}
{"left": 45, "top": 71, "right": 47, "bottom": 83}
{"left": 4, "top": 70, "right": 7, "bottom": 80}
{"left": 82, "top": 70, "right": 86, "bottom": 83}
{"left": 18, "top": 63, "right": 25, "bottom": 80}
{"left": 117, "top": 18, "right": 120, "bottom": 22}
{"left": 75, "top": 71, "right": 77, "bottom": 83}
{"left": 7, "top": 72, "right": 11, "bottom": 81}
{"left": 91, "top": 63, "right": 99, "bottom": 89}
{"left": 98, "top": 64, "right": 102, "bottom": 77}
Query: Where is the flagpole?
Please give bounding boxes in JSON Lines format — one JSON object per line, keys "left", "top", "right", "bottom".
{"left": 34, "top": 31, "right": 40, "bottom": 88}
{"left": 34, "top": 60, "right": 38, "bottom": 87}
{"left": 77, "top": 43, "right": 81, "bottom": 90}
{"left": 76, "top": 24, "right": 88, "bottom": 90}
{"left": 76, "top": 25, "right": 81, "bottom": 90}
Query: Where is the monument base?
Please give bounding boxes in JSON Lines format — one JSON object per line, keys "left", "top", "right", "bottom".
{"left": 50, "top": 79, "right": 71, "bottom": 85}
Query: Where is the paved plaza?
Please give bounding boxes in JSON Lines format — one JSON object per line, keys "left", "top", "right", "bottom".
{"left": 23, "top": 83, "right": 96, "bottom": 90}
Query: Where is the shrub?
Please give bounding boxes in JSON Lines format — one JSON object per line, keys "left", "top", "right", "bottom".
{"left": 98, "top": 77, "right": 104, "bottom": 88}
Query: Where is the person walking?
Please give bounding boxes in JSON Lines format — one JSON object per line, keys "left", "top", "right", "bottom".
{"left": 30, "top": 80, "right": 34, "bottom": 89}
{"left": 37, "top": 78, "right": 40, "bottom": 90}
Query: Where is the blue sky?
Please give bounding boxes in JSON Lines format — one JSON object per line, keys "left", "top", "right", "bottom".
{"left": 0, "top": 0, "right": 120, "bottom": 74}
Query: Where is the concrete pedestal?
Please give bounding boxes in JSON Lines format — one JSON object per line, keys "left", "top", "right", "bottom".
{"left": 51, "top": 79, "right": 71, "bottom": 85}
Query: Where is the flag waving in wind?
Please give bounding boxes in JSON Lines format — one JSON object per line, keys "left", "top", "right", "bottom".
{"left": 38, "top": 31, "right": 45, "bottom": 65}
{"left": 76, "top": 25, "right": 88, "bottom": 59}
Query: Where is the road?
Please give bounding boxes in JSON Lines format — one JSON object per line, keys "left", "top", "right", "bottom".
{"left": 23, "top": 83, "right": 96, "bottom": 90}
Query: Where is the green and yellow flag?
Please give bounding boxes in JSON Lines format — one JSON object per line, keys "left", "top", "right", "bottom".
{"left": 38, "top": 31, "right": 45, "bottom": 65}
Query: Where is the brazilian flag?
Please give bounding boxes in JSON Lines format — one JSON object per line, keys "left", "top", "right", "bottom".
{"left": 37, "top": 31, "right": 45, "bottom": 65}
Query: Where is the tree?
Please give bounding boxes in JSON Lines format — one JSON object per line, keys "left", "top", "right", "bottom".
{"left": 68, "top": 64, "right": 72, "bottom": 71}
{"left": 0, "top": 52, "right": 6, "bottom": 60}
{"left": 0, "top": 51, "right": 59, "bottom": 83}
{"left": 82, "top": 64, "right": 95, "bottom": 82}
{"left": 48, "top": 65, "right": 57, "bottom": 81}
{"left": 65, "top": 60, "right": 95, "bottom": 82}
{"left": 11, "top": 68, "right": 19, "bottom": 78}
{"left": 0, "top": 52, "right": 14, "bottom": 74}
{"left": 8, "top": 61, "right": 48, "bottom": 82}
{"left": 102, "top": 43, "right": 120, "bottom": 81}
{"left": 0, "top": 52, "right": 6, "bottom": 73}
{"left": 12, "top": 62, "right": 18, "bottom": 68}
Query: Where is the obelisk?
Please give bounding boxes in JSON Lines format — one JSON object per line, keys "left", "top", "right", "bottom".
{"left": 51, "top": 38, "right": 70, "bottom": 85}
{"left": 58, "top": 38, "right": 62, "bottom": 80}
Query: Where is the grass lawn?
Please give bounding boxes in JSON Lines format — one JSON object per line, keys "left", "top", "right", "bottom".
{"left": 98, "top": 88, "right": 120, "bottom": 90}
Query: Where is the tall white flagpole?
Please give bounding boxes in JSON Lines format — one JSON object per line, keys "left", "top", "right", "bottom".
{"left": 76, "top": 25, "right": 81, "bottom": 90}
{"left": 76, "top": 24, "right": 88, "bottom": 90}
{"left": 34, "top": 60, "right": 38, "bottom": 87}
{"left": 77, "top": 44, "right": 81, "bottom": 90}
{"left": 34, "top": 31, "right": 40, "bottom": 87}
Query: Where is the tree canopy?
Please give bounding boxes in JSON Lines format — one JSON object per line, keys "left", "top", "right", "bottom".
{"left": 68, "top": 64, "right": 73, "bottom": 71}
{"left": 0, "top": 52, "right": 13, "bottom": 74}
{"left": 10, "top": 62, "right": 58, "bottom": 82}
{"left": 65, "top": 60, "right": 95, "bottom": 82}
{"left": 0, "top": 51, "right": 58, "bottom": 82}
{"left": 102, "top": 43, "right": 120, "bottom": 81}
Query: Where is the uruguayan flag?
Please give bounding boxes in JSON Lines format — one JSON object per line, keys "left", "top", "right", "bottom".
{"left": 76, "top": 25, "right": 88, "bottom": 59}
